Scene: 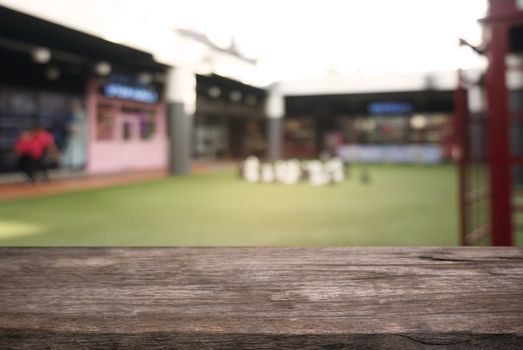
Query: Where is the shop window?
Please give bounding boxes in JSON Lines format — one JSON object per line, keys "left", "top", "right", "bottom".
{"left": 347, "top": 116, "right": 408, "bottom": 144}
{"left": 139, "top": 113, "right": 157, "bottom": 140}
{"left": 96, "top": 105, "right": 114, "bottom": 140}
{"left": 120, "top": 107, "right": 156, "bottom": 140}
{"left": 122, "top": 122, "right": 132, "bottom": 141}
{"left": 408, "top": 114, "right": 451, "bottom": 144}
{"left": 374, "top": 117, "right": 408, "bottom": 143}
{"left": 283, "top": 118, "right": 315, "bottom": 158}
{"left": 244, "top": 121, "right": 266, "bottom": 157}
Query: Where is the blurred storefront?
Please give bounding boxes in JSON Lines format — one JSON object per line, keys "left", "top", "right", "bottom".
{"left": 0, "top": 6, "right": 167, "bottom": 175}
{"left": 278, "top": 73, "right": 456, "bottom": 163}
{"left": 194, "top": 74, "right": 267, "bottom": 160}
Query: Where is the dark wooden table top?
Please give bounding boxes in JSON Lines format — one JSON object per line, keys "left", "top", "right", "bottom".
{"left": 0, "top": 247, "right": 522, "bottom": 349}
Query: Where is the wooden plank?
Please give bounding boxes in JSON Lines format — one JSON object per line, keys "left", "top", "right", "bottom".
{"left": 0, "top": 247, "right": 522, "bottom": 349}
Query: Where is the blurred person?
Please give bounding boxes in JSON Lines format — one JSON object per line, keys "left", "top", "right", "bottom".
{"left": 61, "top": 100, "right": 86, "bottom": 169}
{"left": 31, "top": 124, "right": 59, "bottom": 182}
{"left": 14, "top": 129, "right": 35, "bottom": 183}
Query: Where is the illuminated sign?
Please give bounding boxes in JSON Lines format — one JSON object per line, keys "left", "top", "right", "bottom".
{"left": 103, "top": 83, "right": 159, "bottom": 103}
{"left": 368, "top": 102, "right": 414, "bottom": 115}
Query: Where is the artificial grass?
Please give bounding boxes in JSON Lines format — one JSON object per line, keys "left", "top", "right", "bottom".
{"left": 0, "top": 165, "right": 459, "bottom": 246}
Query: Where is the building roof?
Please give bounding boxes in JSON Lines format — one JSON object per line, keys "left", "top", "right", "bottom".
{"left": 0, "top": 5, "right": 167, "bottom": 72}
{"left": 197, "top": 74, "right": 266, "bottom": 97}
{"left": 277, "top": 70, "right": 464, "bottom": 96}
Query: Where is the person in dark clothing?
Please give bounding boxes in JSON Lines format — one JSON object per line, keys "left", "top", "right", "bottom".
{"left": 31, "top": 125, "right": 58, "bottom": 182}
{"left": 14, "top": 130, "right": 35, "bottom": 183}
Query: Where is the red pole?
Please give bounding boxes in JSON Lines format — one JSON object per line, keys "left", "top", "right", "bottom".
{"left": 454, "top": 72, "right": 469, "bottom": 245}
{"left": 486, "top": 22, "right": 513, "bottom": 246}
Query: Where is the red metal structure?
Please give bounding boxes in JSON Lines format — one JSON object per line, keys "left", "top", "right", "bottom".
{"left": 457, "top": 0, "right": 523, "bottom": 245}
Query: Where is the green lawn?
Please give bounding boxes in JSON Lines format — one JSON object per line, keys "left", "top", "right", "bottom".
{"left": 0, "top": 165, "right": 459, "bottom": 246}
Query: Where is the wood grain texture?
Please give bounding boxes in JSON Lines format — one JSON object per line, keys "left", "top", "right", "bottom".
{"left": 0, "top": 247, "right": 522, "bottom": 349}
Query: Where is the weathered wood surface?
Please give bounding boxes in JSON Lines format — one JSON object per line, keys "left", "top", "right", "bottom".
{"left": 0, "top": 247, "right": 522, "bottom": 349}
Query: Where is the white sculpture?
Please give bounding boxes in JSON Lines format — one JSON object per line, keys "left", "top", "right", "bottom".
{"left": 242, "top": 157, "right": 344, "bottom": 186}
{"left": 304, "top": 160, "right": 329, "bottom": 186}
{"left": 274, "top": 160, "right": 288, "bottom": 183}
{"left": 274, "top": 159, "right": 302, "bottom": 184}
{"left": 261, "top": 163, "right": 275, "bottom": 183}
{"left": 243, "top": 156, "right": 260, "bottom": 183}
{"left": 284, "top": 159, "right": 302, "bottom": 184}
{"left": 324, "top": 157, "right": 345, "bottom": 183}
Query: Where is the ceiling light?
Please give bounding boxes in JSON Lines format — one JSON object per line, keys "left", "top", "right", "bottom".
{"left": 95, "top": 62, "right": 111, "bottom": 76}
{"left": 32, "top": 47, "right": 51, "bottom": 64}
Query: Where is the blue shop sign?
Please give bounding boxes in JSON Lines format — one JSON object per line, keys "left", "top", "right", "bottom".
{"left": 103, "top": 83, "right": 159, "bottom": 104}
{"left": 368, "top": 102, "right": 414, "bottom": 115}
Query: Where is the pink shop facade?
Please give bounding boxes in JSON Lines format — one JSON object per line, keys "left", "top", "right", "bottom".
{"left": 85, "top": 75, "right": 168, "bottom": 175}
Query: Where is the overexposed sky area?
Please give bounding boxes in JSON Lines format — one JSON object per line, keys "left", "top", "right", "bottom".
{"left": 163, "top": 0, "right": 488, "bottom": 79}
{"left": 2, "top": 0, "right": 488, "bottom": 83}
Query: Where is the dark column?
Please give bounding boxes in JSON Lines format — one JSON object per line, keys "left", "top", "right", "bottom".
{"left": 266, "top": 83, "right": 285, "bottom": 161}
{"left": 267, "top": 118, "right": 282, "bottom": 161}
{"left": 168, "top": 102, "right": 193, "bottom": 174}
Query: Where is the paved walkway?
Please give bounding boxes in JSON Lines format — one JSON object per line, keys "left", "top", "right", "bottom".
{"left": 0, "top": 161, "right": 238, "bottom": 202}
{"left": 0, "top": 169, "right": 167, "bottom": 202}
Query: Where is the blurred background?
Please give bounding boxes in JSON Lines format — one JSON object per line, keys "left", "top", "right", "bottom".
{"left": 0, "top": 0, "right": 521, "bottom": 246}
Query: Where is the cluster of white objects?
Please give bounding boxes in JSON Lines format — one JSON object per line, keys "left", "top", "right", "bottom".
{"left": 242, "top": 156, "right": 345, "bottom": 186}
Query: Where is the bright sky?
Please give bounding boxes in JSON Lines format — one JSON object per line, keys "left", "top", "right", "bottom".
{"left": 2, "top": 0, "right": 488, "bottom": 84}
{"left": 165, "top": 0, "right": 486, "bottom": 77}
{"left": 158, "top": 0, "right": 488, "bottom": 81}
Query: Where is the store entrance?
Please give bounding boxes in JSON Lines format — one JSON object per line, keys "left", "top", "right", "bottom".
{"left": 118, "top": 112, "right": 140, "bottom": 169}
